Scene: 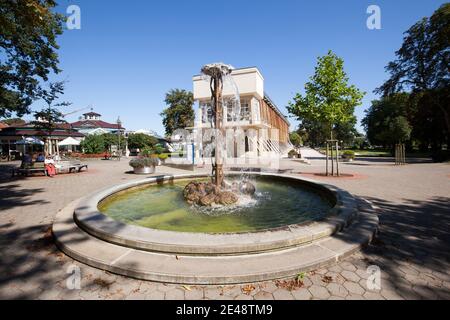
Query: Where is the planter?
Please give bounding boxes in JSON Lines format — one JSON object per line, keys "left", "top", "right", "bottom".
{"left": 133, "top": 166, "right": 155, "bottom": 174}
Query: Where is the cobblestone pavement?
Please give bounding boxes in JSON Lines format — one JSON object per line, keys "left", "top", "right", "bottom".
{"left": 0, "top": 158, "right": 449, "bottom": 300}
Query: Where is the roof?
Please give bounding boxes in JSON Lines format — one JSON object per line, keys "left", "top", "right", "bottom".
{"left": 71, "top": 120, "right": 124, "bottom": 130}
{"left": 0, "top": 122, "right": 9, "bottom": 130}
{"left": 0, "top": 126, "right": 85, "bottom": 138}
{"left": 83, "top": 111, "right": 101, "bottom": 117}
{"left": 263, "top": 94, "right": 290, "bottom": 126}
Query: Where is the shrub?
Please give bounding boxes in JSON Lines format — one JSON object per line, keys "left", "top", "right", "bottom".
{"left": 127, "top": 133, "right": 158, "bottom": 150}
{"left": 342, "top": 150, "right": 355, "bottom": 159}
{"left": 288, "top": 149, "right": 299, "bottom": 158}
{"left": 129, "top": 157, "right": 159, "bottom": 169}
{"left": 141, "top": 146, "right": 154, "bottom": 157}
{"left": 81, "top": 135, "right": 105, "bottom": 154}
{"left": 158, "top": 153, "right": 169, "bottom": 162}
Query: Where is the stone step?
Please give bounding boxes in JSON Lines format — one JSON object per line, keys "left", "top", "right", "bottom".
{"left": 53, "top": 198, "right": 378, "bottom": 285}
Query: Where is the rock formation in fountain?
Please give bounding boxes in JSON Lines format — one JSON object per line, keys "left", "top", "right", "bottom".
{"left": 183, "top": 181, "right": 239, "bottom": 206}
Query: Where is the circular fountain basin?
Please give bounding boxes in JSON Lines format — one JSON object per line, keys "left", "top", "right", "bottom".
{"left": 73, "top": 173, "right": 358, "bottom": 255}
{"left": 98, "top": 176, "right": 334, "bottom": 234}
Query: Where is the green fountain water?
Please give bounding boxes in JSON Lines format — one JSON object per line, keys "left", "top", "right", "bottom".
{"left": 98, "top": 177, "right": 333, "bottom": 234}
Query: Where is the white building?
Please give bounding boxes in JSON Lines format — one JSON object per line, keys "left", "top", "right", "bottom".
{"left": 192, "top": 67, "right": 292, "bottom": 159}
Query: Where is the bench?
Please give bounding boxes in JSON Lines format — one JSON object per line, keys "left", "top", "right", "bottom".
{"left": 68, "top": 164, "right": 88, "bottom": 173}
{"left": 12, "top": 162, "right": 47, "bottom": 177}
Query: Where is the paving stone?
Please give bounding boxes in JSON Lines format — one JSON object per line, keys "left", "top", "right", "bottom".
{"left": 184, "top": 289, "right": 204, "bottom": 300}
{"left": 145, "top": 290, "right": 165, "bottom": 300}
{"left": 157, "top": 284, "right": 176, "bottom": 292}
{"left": 328, "top": 295, "right": 345, "bottom": 300}
{"left": 204, "top": 288, "right": 224, "bottom": 300}
{"left": 325, "top": 271, "right": 346, "bottom": 284}
{"left": 309, "top": 274, "right": 326, "bottom": 286}
{"left": 234, "top": 294, "right": 253, "bottom": 300}
{"left": 272, "top": 289, "right": 294, "bottom": 300}
{"left": 343, "top": 282, "right": 365, "bottom": 295}
{"left": 291, "top": 288, "right": 312, "bottom": 300}
{"left": 308, "top": 285, "right": 330, "bottom": 299}
{"left": 253, "top": 291, "right": 274, "bottom": 300}
{"left": 341, "top": 270, "right": 361, "bottom": 282}
{"left": 340, "top": 261, "right": 357, "bottom": 272}
{"left": 165, "top": 288, "right": 185, "bottom": 300}
{"left": 363, "top": 291, "right": 384, "bottom": 300}
{"left": 411, "top": 286, "right": 439, "bottom": 300}
{"left": 326, "top": 283, "right": 348, "bottom": 298}
{"left": 346, "top": 294, "right": 365, "bottom": 300}
{"left": 328, "top": 265, "right": 343, "bottom": 273}
{"left": 259, "top": 282, "right": 279, "bottom": 293}
{"left": 380, "top": 289, "right": 404, "bottom": 300}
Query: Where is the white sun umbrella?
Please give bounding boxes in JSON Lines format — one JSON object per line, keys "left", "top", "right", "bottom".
{"left": 58, "top": 137, "right": 80, "bottom": 146}
{"left": 58, "top": 137, "right": 81, "bottom": 153}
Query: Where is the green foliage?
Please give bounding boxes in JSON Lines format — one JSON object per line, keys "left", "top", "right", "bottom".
{"left": 127, "top": 133, "right": 158, "bottom": 150}
{"left": 375, "top": 4, "right": 449, "bottom": 152}
{"left": 0, "top": 0, "right": 65, "bottom": 118}
{"left": 102, "top": 133, "right": 119, "bottom": 150}
{"left": 158, "top": 153, "right": 169, "bottom": 161}
{"left": 288, "top": 50, "right": 365, "bottom": 140}
{"left": 31, "top": 81, "right": 70, "bottom": 154}
{"left": 289, "top": 132, "right": 302, "bottom": 147}
{"left": 362, "top": 94, "right": 411, "bottom": 147}
{"left": 288, "top": 149, "right": 299, "bottom": 158}
{"left": 342, "top": 150, "right": 355, "bottom": 159}
{"left": 129, "top": 157, "right": 159, "bottom": 169}
{"left": 81, "top": 135, "right": 106, "bottom": 154}
{"left": 160, "top": 89, "right": 194, "bottom": 136}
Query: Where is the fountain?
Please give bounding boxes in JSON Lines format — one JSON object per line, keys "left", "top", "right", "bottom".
{"left": 51, "top": 63, "right": 379, "bottom": 285}
{"left": 182, "top": 63, "right": 256, "bottom": 207}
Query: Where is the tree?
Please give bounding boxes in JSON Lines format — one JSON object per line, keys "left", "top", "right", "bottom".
{"left": 127, "top": 133, "right": 158, "bottom": 150}
{"left": 362, "top": 93, "right": 411, "bottom": 148}
{"left": 102, "top": 133, "right": 119, "bottom": 151}
{"left": 0, "top": 0, "right": 65, "bottom": 118}
{"left": 32, "top": 81, "right": 70, "bottom": 155}
{"left": 376, "top": 3, "right": 450, "bottom": 149}
{"left": 288, "top": 50, "right": 365, "bottom": 141}
{"left": 1, "top": 118, "right": 26, "bottom": 126}
{"left": 160, "top": 89, "right": 194, "bottom": 136}
{"left": 289, "top": 132, "right": 302, "bottom": 147}
{"left": 81, "top": 134, "right": 105, "bottom": 154}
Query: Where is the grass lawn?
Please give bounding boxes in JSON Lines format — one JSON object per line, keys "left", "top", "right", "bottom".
{"left": 318, "top": 149, "right": 391, "bottom": 157}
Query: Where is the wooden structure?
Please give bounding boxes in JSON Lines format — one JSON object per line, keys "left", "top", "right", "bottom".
{"left": 325, "top": 140, "right": 340, "bottom": 177}
{"left": 395, "top": 144, "right": 406, "bottom": 165}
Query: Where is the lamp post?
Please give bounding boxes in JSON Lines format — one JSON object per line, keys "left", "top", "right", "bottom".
{"left": 117, "top": 117, "right": 122, "bottom": 161}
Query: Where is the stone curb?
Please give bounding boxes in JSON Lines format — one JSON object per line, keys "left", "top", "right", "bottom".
{"left": 73, "top": 173, "right": 358, "bottom": 255}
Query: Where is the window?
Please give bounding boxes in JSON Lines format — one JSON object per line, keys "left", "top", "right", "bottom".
{"left": 226, "top": 100, "right": 235, "bottom": 122}
{"left": 240, "top": 99, "right": 250, "bottom": 121}
{"left": 201, "top": 102, "right": 213, "bottom": 123}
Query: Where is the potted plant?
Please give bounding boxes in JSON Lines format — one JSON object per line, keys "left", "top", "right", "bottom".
{"left": 129, "top": 157, "right": 159, "bottom": 174}
{"left": 288, "top": 149, "right": 299, "bottom": 159}
{"left": 342, "top": 150, "right": 356, "bottom": 162}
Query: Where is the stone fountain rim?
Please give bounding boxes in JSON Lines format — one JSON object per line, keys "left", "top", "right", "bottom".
{"left": 73, "top": 172, "right": 358, "bottom": 255}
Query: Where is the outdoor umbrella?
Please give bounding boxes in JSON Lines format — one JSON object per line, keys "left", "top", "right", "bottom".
{"left": 58, "top": 137, "right": 81, "bottom": 153}
{"left": 57, "top": 137, "right": 80, "bottom": 146}
{"left": 15, "top": 137, "right": 44, "bottom": 146}
{"left": 15, "top": 137, "right": 44, "bottom": 156}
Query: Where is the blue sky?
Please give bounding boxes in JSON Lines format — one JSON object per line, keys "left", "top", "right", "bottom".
{"left": 28, "top": 0, "right": 448, "bottom": 135}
